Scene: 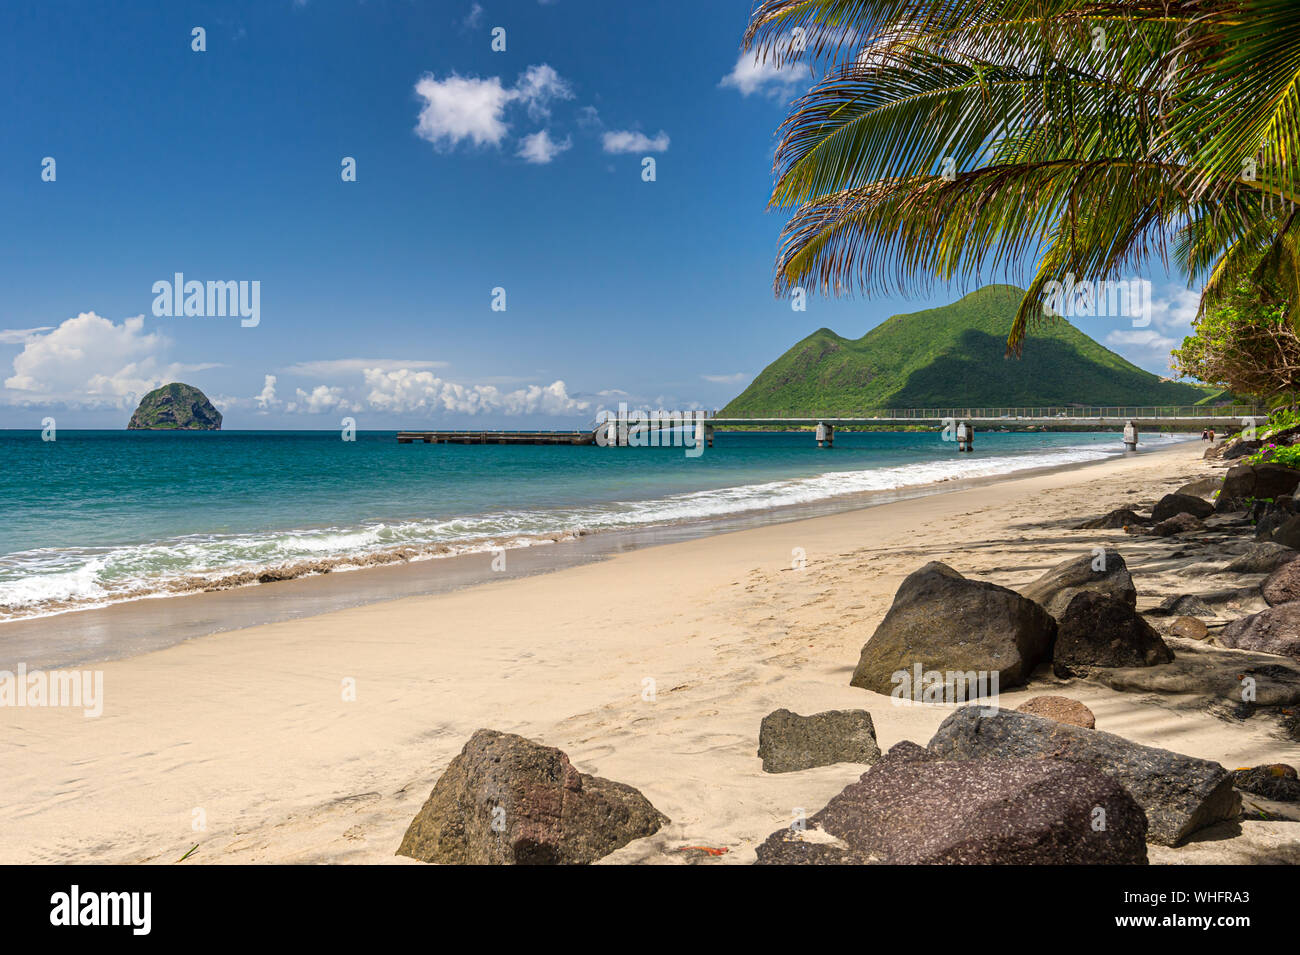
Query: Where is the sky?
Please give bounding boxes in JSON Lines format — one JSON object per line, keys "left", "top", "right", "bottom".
{"left": 0, "top": 0, "right": 1204, "bottom": 429}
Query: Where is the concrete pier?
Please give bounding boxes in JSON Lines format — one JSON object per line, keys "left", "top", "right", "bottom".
{"left": 1123, "top": 421, "right": 1139, "bottom": 451}
{"left": 956, "top": 421, "right": 974, "bottom": 452}
{"left": 816, "top": 422, "right": 835, "bottom": 448}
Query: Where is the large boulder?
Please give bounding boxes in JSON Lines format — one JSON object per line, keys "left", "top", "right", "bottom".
{"left": 396, "top": 729, "right": 667, "bottom": 864}
{"left": 1262, "top": 560, "right": 1300, "bottom": 606}
{"left": 752, "top": 757, "right": 1147, "bottom": 864}
{"left": 757, "top": 708, "right": 881, "bottom": 774}
{"left": 1223, "top": 542, "right": 1300, "bottom": 575}
{"left": 926, "top": 708, "right": 1240, "bottom": 846}
{"left": 1176, "top": 476, "right": 1223, "bottom": 499}
{"left": 126, "top": 382, "right": 222, "bottom": 430}
{"left": 1018, "top": 549, "right": 1136, "bottom": 620}
{"left": 1151, "top": 493, "right": 1214, "bottom": 523}
{"left": 1053, "top": 592, "right": 1174, "bottom": 678}
{"left": 849, "top": 562, "right": 1056, "bottom": 695}
{"left": 1219, "top": 604, "right": 1300, "bottom": 661}
{"left": 1218, "top": 462, "right": 1300, "bottom": 510}
{"left": 1268, "top": 515, "right": 1300, "bottom": 550}
{"left": 1015, "top": 695, "right": 1096, "bottom": 728}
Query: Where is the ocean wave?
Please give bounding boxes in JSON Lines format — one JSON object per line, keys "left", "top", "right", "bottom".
{"left": 0, "top": 436, "right": 1184, "bottom": 621}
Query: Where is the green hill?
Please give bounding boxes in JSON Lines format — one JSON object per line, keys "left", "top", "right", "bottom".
{"left": 722, "top": 285, "right": 1211, "bottom": 413}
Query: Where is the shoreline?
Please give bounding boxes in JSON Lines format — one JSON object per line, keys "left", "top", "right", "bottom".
{"left": 1, "top": 437, "right": 1193, "bottom": 669}
{"left": 4, "top": 438, "right": 1296, "bottom": 865}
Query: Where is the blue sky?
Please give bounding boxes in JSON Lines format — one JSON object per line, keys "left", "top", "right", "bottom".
{"left": 0, "top": 0, "right": 1202, "bottom": 429}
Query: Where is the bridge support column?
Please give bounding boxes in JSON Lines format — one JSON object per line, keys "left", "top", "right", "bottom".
{"left": 816, "top": 422, "right": 834, "bottom": 448}
{"left": 1123, "top": 421, "right": 1138, "bottom": 451}
{"left": 705, "top": 424, "right": 714, "bottom": 448}
{"left": 956, "top": 421, "right": 974, "bottom": 452}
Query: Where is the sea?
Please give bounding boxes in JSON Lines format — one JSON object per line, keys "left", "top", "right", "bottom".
{"left": 0, "top": 428, "right": 1191, "bottom": 622}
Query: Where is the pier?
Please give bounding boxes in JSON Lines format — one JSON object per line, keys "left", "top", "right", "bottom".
{"left": 397, "top": 405, "right": 1262, "bottom": 448}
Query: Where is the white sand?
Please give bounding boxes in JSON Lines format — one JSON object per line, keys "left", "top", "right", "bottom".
{"left": 2, "top": 441, "right": 1297, "bottom": 864}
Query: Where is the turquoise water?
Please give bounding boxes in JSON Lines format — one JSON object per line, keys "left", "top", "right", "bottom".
{"left": 0, "top": 429, "right": 1182, "bottom": 619}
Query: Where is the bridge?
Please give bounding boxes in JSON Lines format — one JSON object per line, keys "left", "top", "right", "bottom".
{"left": 397, "top": 405, "right": 1261, "bottom": 449}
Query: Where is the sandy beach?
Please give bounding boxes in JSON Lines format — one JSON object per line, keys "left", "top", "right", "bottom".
{"left": 3, "top": 440, "right": 1297, "bottom": 865}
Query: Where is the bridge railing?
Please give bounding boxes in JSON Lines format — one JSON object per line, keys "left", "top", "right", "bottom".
{"left": 708, "top": 405, "right": 1263, "bottom": 420}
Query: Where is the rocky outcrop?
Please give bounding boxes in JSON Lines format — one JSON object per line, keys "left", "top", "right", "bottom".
{"left": 1015, "top": 695, "right": 1096, "bottom": 728}
{"left": 1018, "top": 549, "right": 1136, "bottom": 620}
{"left": 1075, "top": 508, "right": 1149, "bottom": 530}
{"left": 1223, "top": 542, "right": 1299, "bottom": 575}
{"left": 1052, "top": 592, "right": 1173, "bottom": 677}
{"left": 396, "top": 729, "right": 667, "bottom": 865}
{"left": 1176, "top": 476, "right": 1223, "bottom": 499}
{"left": 126, "top": 382, "right": 222, "bottom": 430}
{"left": 1219, "top": 604, "right": 1300, "bottom": 661}
{"left": 1232, "top": 764, "right": 1300, "bottom": 802}
{"left": 1086, "top": 639, "right": 1300, "bottom": 707}
{"left": 757, "top": 709, "right": 881, "bottom": 773}
{"left": 1218, "top": 462, "right": 1300, "bottom": 510}
{"left": 1262, "top": 560, "right": 1300, "bottom": 606}
{"left": 1152, "top": 493, "right": 1214, "bottom": 523}
{"left": 752, "top": 757, "right": 1147, "bottom": 864}
{"left": 849, "top": 562, "right": 1055, "bottom": 695}
{"left": 926, "top": 708, "right": 1240, "bottom": 846}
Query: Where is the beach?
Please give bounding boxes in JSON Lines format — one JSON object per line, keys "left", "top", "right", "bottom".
{"left": 2, "top": 439, "right": 1297, "bottom": 865}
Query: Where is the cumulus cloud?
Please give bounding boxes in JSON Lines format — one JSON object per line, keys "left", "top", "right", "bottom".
{"left": 719, "top": 50, "right": 812, "bottom": 98}
{"left": 256, "top": 374, "right": 277, "bottom": 410}
{"left": 517, "top": 129, "right": 572, "bottom": 164}
{"left": 413, "top": 64, "right": 573, "bottom": 152}
{"left": 362, "top": 368, "right": 589, "bottom": 416}
{"left": 601, "top": 130, "right": 670, "bottom": 154}
{"left": 287, "top": 384, "right": 359, "bottom": 415}
{"left": 2, "top": 312, "right": 217, "bottom": 408}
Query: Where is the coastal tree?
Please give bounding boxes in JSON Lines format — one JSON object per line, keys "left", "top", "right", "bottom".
{"left": 741, "top": 0, "right": 1300, "bottom": 354}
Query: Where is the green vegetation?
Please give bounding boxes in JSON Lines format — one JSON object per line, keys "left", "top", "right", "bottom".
{"left": 743, "top": 1, "right": 1300, "bottom": 355}
{"left": 722, "top": 286, "right": 1214, "bottom": 414}
{"left": 127, "top": 382, "right": 223, "bottom": 431}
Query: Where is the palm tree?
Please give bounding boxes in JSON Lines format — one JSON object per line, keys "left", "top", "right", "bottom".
{"left": 741, "top": 0, "right": 1300, "bottom": 354}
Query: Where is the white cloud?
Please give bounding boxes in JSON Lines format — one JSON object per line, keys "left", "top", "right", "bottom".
{"left": 517, "top": 129, "right": 572, "bottom": 164}
{"left": 287, "top": 385, "right": 359, "bottom": 415}
{"left": 256, "top": 374, "right": 277, "bottom": 409}
{"left": 702, "top": 372, "right": 747, "bottom": 384}
{"left": 2, "top": 312, "right": 217, "bottom": 408}
{"left": 719, "top": 50, "right": 811, "bottom": 98}
{"left": 463, "top": 3, "right": 484, "bottom": 29}
{"left": 0, "top": 327, "right": 54, "bottom": 345}
{"left": 414, "top": 72, "right": 516, "bottom": 150}
{"left": 413, "top": 64, "right": 573, "bottom": 152}
{"left": 602, "top": 129, "right": 670, "bottom": 154}
{"left": 283, "top": 358, "right": 449, "bottom": 377}
{"left": 363, "top": 368, "right": 589, "bottom": 416}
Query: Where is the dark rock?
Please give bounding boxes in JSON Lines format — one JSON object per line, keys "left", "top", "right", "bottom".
{"left": 1053, "top": 592, "right": 1174, "bottom": 678}
{"left": 1088, "top": 639, "right": 1300, "bottom": 706}
{"left": 1219, "top": 604, "right": 1300, "bottom": 661}
{"left": 926, "top": 708, "right": 1241, "bottom": 846}
{"left": 757, "top": 708, "right": 881, "bottom": 773}
{"left": 1223, "top": 542, "right": 1300, "bottom": 575}
{"left": 1218, "top": 462, "right": 1300, "bottom": 510}
{"left": 126, "top": 382, "right": 222, "bottom": 431}
{"left": 1015, "top": 695, "right": 1096, "bottom": 728}
{"left": 1075, "top": 508, "right": 1149, "bottom": 530}
{"left": 1262, "top": 559, "right": 1300, "bottom": 606}
{"left": 849, "top": 562, "right": 1056, "bottom": 695}
{"left": 1019, "top": 549, "right": 1136, "bottom": 620}
{"left": 1220, "top": 439, "right": 1263, "bottom": 462}
{"left": 881, "top": 741, "right": 932, "bottom": 764}
{"left": 1232, "top": 765, "right": 1300, "bottom": 802}
{"left": 1268, "top": 515, "right": 1300, "bottom": 550}
{"left": 1150, "top": 512, "right": 1207, "bottom": 537}
{"left": 1152, "top": 594, "right": 1214, "bottom": 617}
{"left": 752, "top": 757, "right": 1147, "bottom": 864}
{"left": 1176, "top": 476, "right": 1223, "bottom": 499}
{"left": 1152, "top": 493, "right": 1215, "bottom": 523}
{"left": 396, "top": 729, "right": 667, "bottom": 865}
